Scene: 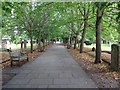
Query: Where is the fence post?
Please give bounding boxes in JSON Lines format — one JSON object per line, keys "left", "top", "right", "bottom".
{"left": 111, "top": 44, "right": 120, "bottom": 71}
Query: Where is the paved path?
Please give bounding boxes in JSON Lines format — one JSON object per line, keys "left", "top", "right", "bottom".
{"left": 3, "top": 44, "right": 97, "bottom": 88}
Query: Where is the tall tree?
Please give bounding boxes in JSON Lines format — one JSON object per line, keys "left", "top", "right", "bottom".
{"left": 95, "top": 3, "right": 103, "bottom": 63}
{"left": 79, "top": 3, "right": 91, "bottom": 53}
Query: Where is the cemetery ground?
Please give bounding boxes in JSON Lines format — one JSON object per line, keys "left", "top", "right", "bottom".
{"left": 67, "top": 46, "right": 119, "bottom": 88}
{"left": 1, "top": 43, "right": 120, "bottom": 88}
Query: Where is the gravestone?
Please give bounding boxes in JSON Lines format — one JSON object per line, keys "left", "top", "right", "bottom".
{"left": 111, "top": 44, "right": 120, "bottom": 71}
{"left": 92, "top": 47, "right": 95, "bottom": 51}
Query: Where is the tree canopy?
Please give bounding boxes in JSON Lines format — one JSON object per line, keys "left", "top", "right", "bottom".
{"left": 1, "top": 2, "right": 120, "bottom": 62}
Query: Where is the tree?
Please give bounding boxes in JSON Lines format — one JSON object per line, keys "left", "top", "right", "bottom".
{"left": 94, "top": 2, "right": 111, "bottom": 63}
{"left": 2, "top": 2, "right": 119, "bottom": 55}
{"left": 79, "top": 3, "right": 92, "bottom": 53}
{"left": 94, "top": 2, "right": 104, "bottom": 63}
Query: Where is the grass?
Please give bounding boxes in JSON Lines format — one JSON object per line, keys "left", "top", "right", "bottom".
{"left": 84, "top": 44, "right": 111, "bottom": 51}
{"left": 1, "top": 43, "right": 111, "bottom": 51}
{"left": 73, "top": 43, "right": 111, "bottom": 51}
{"left": 1, "top": 43, "right": 38, "bottom": 51}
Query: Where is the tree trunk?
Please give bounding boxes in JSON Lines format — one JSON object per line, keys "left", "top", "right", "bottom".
{"left": 38, "top": 38, "right": 41, "bottom": 51}
{"left": 78, "top": 40, "right": 80, "bottom": 48}
{"left": 48, "top": 37, "right": 50, "bottom": 45}
{"left": 30, "top": 34, "right": 33, "bottom": 53}
{"left": 95, "top": 3, "right": 103, "bottom": 63}
{"left": 24, "top": 40, "right": 27, "bottom": 49}
{"left": 80, "top": 20, "right": 87, "bottom": 53}
{"left": 74, "top": 36, "right": 77, "bottom": 49}
{"left": 118, "top": 34, "right": 120, "bottom": 44}
{"left": 46, "top": 39, "right": 48, "bottom": 46}
{"left": 43, "top": 38, "right": 45, "bottom": 50}
{"left": 70, "top": 37, "right": 72, "bottom": 46}
{"left": 21, "top": 42, "right": 23, "bottom": 50}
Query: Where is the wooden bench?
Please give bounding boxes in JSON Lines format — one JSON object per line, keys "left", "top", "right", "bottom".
{"left": 7, "top": 49, "right": 29, "bottom": 67}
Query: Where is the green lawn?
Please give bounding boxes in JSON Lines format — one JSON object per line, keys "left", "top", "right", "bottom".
{"left": 9, "top": 43, "right": 38, "bottom": 50}
{"left": 84, "top": 44, "right": 111, "bottom": 51}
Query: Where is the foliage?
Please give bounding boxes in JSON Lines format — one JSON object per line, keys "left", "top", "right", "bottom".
{"left": 1, "top": 2, "right": 119, "bottom": 51}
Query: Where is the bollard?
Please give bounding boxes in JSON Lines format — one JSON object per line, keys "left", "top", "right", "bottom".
{"left": 111, "top": 44, "right": 120, "bottom": 71}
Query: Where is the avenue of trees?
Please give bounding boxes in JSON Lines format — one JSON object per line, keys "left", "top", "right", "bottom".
{"left": 1, "top": 2, "right": 120, "bottom": 63}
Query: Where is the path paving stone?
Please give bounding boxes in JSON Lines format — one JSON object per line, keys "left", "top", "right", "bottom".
{"left": 28, "top": 79, "right": 53, "bottom": 85}
{"left": 3, "top": 44, "right": 97, "bottom": 88}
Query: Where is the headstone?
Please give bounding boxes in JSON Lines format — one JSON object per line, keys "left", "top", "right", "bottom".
{"left": 111, "top": 44, "right": 120, "bottom": 71}
{"left": 92, "top": 47, "right": 95, "bottom": 51}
